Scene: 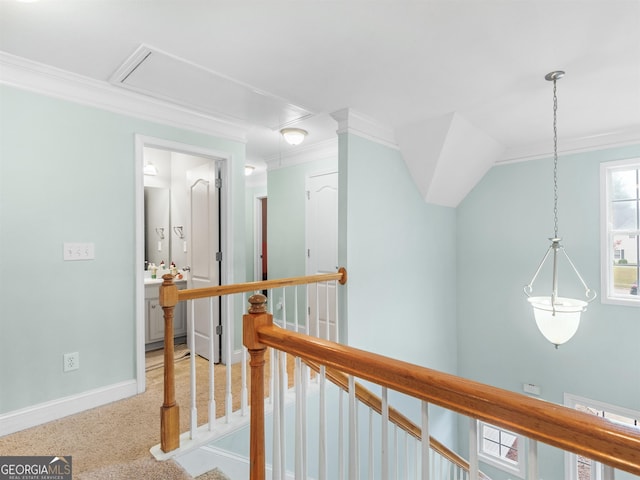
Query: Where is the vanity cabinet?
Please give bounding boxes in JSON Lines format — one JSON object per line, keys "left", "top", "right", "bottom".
{"left": 145, "top": 280, "right": 187, "bottom": 347}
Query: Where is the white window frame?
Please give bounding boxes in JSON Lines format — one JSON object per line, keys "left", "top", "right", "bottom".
{"left": 600, "top": 158, "right": 640, "bottom": 306}
{"left": 564, "top": 393, "right": 640, "bottom": 480}
{"left": 477, "top": 420, "right": 526, "bottom": 478}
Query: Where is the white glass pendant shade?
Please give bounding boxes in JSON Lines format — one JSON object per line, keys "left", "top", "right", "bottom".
{"left": 527, "top": 296, "right": 587, "bottom": 346}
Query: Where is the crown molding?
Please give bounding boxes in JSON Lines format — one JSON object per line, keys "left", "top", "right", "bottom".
{"left": 498, "top": 126, "right": 640, "bottom": 164}
{"left": 331, "top": 108, "right": 398, "bottom": 150}
{"left": 264, "top": 137, "right": 338, "bottom": 170}
{"left": 0, "top": 51, "right": 247, "bottom": 143}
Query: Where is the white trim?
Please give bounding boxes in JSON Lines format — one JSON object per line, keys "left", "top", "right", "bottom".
{"left": 0, "top": 51, "right": 247, "bottom": 143}
{"left": 498, "top": 129, "right": 640, "bottom": 164}
{"left": 599, "top": 157, "right": 640, "bottom": 307}
{"left": 331, "top": 108, "right": 399, "bottom": 150}
{"left": 477, "top": 420, "right": 526, "bottom": 479}
{"left": 265, "top": 138, "right": 338, "bottom": 171}
{"left": 0, "top": 380, "right": 137, "bottom": 437}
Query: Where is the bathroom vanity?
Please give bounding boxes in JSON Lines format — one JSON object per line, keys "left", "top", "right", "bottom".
{"left": 144, "top": 277, "right": 187, "bottom": 351}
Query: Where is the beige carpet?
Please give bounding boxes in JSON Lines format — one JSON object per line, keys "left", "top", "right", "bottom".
{"left": 0, "top": 346, "right": 264, "bottom": 479}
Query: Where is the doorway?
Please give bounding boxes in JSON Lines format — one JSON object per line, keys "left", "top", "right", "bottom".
{"left": 254, "top": 196, "right": 268, "bottom": 284}
{"left": 135, "top": 135, "right": 231, "bottom": 393}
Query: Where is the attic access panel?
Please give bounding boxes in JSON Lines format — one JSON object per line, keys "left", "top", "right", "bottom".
{"left": 111, "top": 45, "right": 313, "bottom": 129}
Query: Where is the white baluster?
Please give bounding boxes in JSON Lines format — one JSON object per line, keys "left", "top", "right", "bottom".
{"left": 403, "top": 429, "right": 409, "bottom": 480}
{"left": 189, "top": 300, "right": 198, "bottom": 438}
{"left": 241, "top": 294, "right": 248, "bottom": 416}
{"left": 319, "top": 365, "right": 327, "bottom": 480}
{"left": 324, "top": 281, "right": 330, "bottom": 340}
{"left": 528, "top": 438, "right": 538, "bottom": 479}
{"left": 295, "top": 357, "right": 303, "bottom": 480}
{"left": 348, "top": 375, "right": 359, "bottom": 480}
{"left": 268, "top": 289, "right": 275, "bottom": 404}
{"left": 334, "top": 279, "right": 339, "bottom": 343}
{"left": 224, "top": 294, "right": 232, "bottom": 421}
{"left": 281, "top": 288, "right": 288, "bottom": 389}
{"left": 368, "top": 408, "right": 374, "bottom": 480}
{"left": 294, "top": 285, "right": 299, "bottom": 333}
{"left": 315, "top": 283, "right": 320, "bottom": 338}
{"left": 421, "top": 401, "right": 430, "bottom": 480}
{"left": 208, "top": 297, "right": 216, "bottom": 430}
{"left": 468, "top": 419, "right": 478, "bottom": 480}
{"left": 272, "top": 349, "right": 282, "bottom": 479}
{"left": 394, "top": 425, "right": 399, "bottom": 480}
{"left": 240, "top": 345, "right": 248, "bottom": 415}
{"left": 382, "top": 387, "right": 389, "bottom": 480}
{"left": 603, "top": 465, "right": 615, "bottom": 480}
{"left": 300, "top": 361, "right": 308, "bottom": 477}
{"left": 278, "top": 343, "right": 286, "bottom": 480}
{"left": 340, "top": 389, "right": 345, "bottom": 480}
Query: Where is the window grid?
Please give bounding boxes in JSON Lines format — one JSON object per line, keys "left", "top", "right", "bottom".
{"left": 478, "top": 421, "right": 525, "bottom": 477}
{"left": 601, "top": 159, "right": 640, "bottom": 305}
{"left": 566, "top": 394, "right": 640, "bottom": 480}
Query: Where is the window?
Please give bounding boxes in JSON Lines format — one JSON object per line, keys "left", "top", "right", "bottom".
{"left": 565, "top": 394, "right": 640, "bottom": 480}
{"left": 601, "top": 158, "right": 640, "bottom": 305}
{"left": 477, "top": 421, "right": 525, "bottom": 477}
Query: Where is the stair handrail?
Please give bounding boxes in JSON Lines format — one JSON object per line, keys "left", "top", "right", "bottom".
{"left": 243, "top": 302, "right": 640, "bottom": 477}
{"left": 176, "top": 267, "right": 347, "bottom": 302}
{"left": 158, "top": 268, "right": 347, "bottom": 453}
{"left": 304, "top": 359, "right": 491, "bottom": 479}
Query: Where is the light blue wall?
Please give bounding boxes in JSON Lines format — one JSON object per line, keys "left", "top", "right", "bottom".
{"left": 457, "top": 144, "right": 640, "bottom": 479}
{"left": 266, "top": 158, "right": 338, "bottom": 324}
{"left": 339, "top": 133, "right": 459, "bottom": 447}
{"left": 267, "top": 159, "right": 338, "bottom": 280}
{"left": 0, "top": 85, "right": 245, "bottom": 414}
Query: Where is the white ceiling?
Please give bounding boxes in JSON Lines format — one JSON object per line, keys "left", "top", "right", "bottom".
{"left": 1, "top": 1, "right": 639, "bottom": 204}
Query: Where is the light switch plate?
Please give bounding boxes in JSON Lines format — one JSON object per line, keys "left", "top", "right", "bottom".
{"left": 63, "top": 242, "right": 95, "bottom": 261}
{"left": 523, "top": 383, "right": 541, "bottom": 395}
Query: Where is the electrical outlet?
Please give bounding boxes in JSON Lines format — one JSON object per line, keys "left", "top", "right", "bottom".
{"left": 63, "top": 352, "right": 79, "bottom": 372}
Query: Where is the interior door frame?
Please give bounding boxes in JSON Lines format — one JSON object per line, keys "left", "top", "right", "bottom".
{"left": 253, "top": 195, "right": 267, "bottom": 282}
{"left": 134, "top": 134, "right": 232, "bottom": 393}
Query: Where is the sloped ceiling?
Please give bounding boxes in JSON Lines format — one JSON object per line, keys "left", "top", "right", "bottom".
{"left": 1, "top": 1, "right": 639, "bottom": 206}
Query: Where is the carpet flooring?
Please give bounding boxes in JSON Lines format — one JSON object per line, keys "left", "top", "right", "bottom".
{"left": 0, "top": 346, "right": 243, "bottom": 479}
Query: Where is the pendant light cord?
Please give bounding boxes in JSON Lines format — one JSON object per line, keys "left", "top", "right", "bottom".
{"left": 552, "top": 77, "right": 559, "bottom": 239}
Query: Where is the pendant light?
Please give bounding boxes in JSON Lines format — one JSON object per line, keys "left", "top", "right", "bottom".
{"left": 523, "top": 71, "right": 597, "bottom": 348}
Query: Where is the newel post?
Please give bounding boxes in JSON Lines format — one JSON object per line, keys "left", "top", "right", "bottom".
{"left": 159, "top": 274, "right": 180, "bottom": 452}
{"left": 243, "top": 294, "right": 272, "bottom": 480}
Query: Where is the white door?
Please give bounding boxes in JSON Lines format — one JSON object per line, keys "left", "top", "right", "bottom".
{"left": 187, "top": 161, "right": 220, "bottom": 362}
{"left": 306, "top": 171, "right": 339, "bottom": 341}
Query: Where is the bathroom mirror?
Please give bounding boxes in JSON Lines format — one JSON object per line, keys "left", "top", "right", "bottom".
{"left": 144, "top": 186, "right": 170, "bottom": 267}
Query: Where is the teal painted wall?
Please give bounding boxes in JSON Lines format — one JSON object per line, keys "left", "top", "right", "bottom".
{"left": 267, "top": 159, "right": 338, "bottom": 280}
{"left": 339, "top": 133, "right": 459, "bottom": 447}
{"left": 0, "top": 85, "right": 245, "bottom": 414}
{"left": 457, "top": 144, "right": 640, "bottom": 479}
{"left": 267, "top": 158, "right": 338, "bottom": 324}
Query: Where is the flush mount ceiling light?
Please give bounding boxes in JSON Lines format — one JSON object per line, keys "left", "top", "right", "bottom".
{"left": 244, "top": 165, "right": 255, "bottom": 176}
{"left": 523, "top": 71, "right": 597, "bottom": 348}
{"left": 280, "top": 127, "right": 308, "bottom": 146}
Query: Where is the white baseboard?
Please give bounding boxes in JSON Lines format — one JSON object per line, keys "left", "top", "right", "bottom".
{"left": 0, "top": 379, "right": 138, "bottom": 437}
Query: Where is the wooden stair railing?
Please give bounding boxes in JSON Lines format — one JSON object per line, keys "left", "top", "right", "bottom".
{"left": 242, "top": 296, "right": 640, "bottom": 478}
{"left": 158, "top": 268, "right": 347, "bottom": 454}
{"left": 304, "top": 359, "right": 490, "bottom": 480}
